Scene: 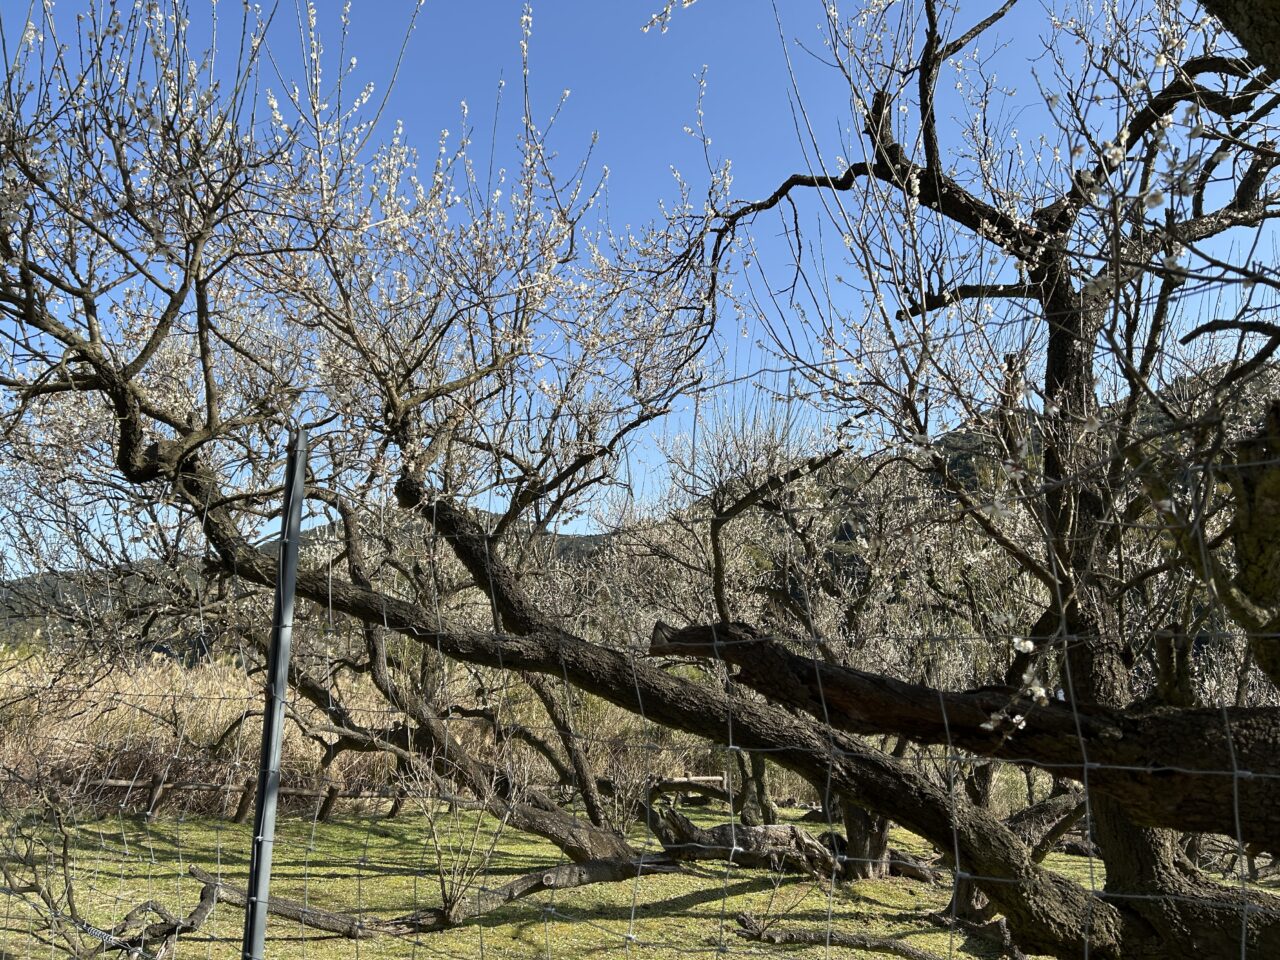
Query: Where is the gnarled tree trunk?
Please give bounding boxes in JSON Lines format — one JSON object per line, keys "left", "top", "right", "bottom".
{"left": 732, "top": 751, "right": 778, "bottom": 826}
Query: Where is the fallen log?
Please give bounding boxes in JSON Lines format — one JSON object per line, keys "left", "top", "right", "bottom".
{"left": 191, "top": 858, "right": 684, "bottom": 939}
{"left": 736, "top": 911, "right": 947, "bottom": 960}
{"left": 648, "top": 776, "right": 731, "bottom": 806}
{"left": 187, "top": 866, "right": 375, "bottom": 939}
{"left": 887, "top": 847, "right": 940, "bottom": 884}
{"left": 649, "top": 808, "right": 840, "bottom": 877}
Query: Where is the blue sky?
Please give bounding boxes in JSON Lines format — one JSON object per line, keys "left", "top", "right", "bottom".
{"left": 268, "top": 1, "right": 1063, "bottom": 226}
{"left": 9, "top": 0, "right": 1249, "bottom": 545}
{"left": 248, "top": 1, "right": 866, "bottom": 228}
{"left": 256, "top": 1, "right": 869, "bottom": 515}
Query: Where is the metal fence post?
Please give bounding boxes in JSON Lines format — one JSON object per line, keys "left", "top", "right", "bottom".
{"left": 241, "top": 427, "right": 307, "bottom": 960}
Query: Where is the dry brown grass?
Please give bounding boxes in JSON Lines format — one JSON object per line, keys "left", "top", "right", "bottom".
{"left": 0, "top": 648, "right": 397, "bottom": 813}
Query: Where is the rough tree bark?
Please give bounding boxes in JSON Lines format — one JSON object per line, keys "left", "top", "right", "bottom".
{"left": 843, "top": 804, "right": 893, "bottom": 880}
{"left": 731, "top": 751, "right": 778, "bottom": 827}
{"left": 841, "top": 739, "right": 906, "bottom": 881}
{"left": 171, "top": 462, "right": 1280, "bottom": 958}
{"left": 945, "top": 763, "right": 996, "bottom": 922}
{"left": 1201, "top": 1, "right": 1280, "bottom": 77}
{"left": 648, "top": 620, "right": 1280, "bottom": 851}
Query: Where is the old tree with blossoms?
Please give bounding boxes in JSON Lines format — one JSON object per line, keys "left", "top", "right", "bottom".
{"left": 3, "top": 1, "right": 1280, "bottom": 958}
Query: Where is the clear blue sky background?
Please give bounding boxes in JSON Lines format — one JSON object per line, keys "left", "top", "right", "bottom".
{"left": 277, "top": 1, "right": 1058, "bottom": 226}
{"left": 264, "top": 0, "right": 869, "bottom": 496}
{"left": 256, "top": 0, "right": 855, "bottom": 228}
{"left": 231, "top": 0, "right": 1063, "bottom": 522}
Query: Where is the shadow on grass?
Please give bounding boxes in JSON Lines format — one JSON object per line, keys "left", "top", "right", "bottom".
{"left": 462, "top": 876, "right": 779, "bottom": 933}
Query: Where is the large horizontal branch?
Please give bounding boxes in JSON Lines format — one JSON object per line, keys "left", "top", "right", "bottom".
{"left": 648, "top": 808, "right": 841, "bottom": 877}
{"left": 647, "top": 621, "right": 1280, "bottom": 852}
{"left": 895, "top": 282, "right": 1037, "bottom": 321}
{"left": 188, "top": 866, "right": 374, "bottom": 939}
{"left": 183, "top": 469, "right": 1122, "bottom": 957}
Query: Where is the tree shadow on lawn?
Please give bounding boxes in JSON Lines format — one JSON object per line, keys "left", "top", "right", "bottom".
{"left": 475, "top": 875, "right": 789, "bottom": 932}
{"left": 72, "top": 814, "right": 551, "bottom": 886}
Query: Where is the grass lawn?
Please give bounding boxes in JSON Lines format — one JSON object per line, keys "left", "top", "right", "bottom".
{"left": 0, "top": 802, "right": 1056, "bottom": 959}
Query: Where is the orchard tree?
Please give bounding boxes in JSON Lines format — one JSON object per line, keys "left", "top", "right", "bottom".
{"left": 3, "top": 2, "right": 1280, "bottom": 959}
{"left": 687, "top": 0, "right": 1280, "bottom": 954}
{"left": 0, "top": 0, "right": 709, "bottom": 875}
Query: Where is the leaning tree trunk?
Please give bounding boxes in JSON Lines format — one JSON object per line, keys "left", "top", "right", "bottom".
{"left": 193, "top": 470, "right": 1280, "bottom": 957}
{"left": 944, "top": 762, "right": 996, "bottom": 920}
{"left": 837, "top": 737, "right": 905, "bottom": 880}
{"left": 842, "top": 803, "right": 892, "bottom": 880}
{"left": 732, "top": 751, "right": 778, "bottom": 827}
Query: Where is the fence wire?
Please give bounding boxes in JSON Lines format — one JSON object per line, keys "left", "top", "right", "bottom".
{"left": 3, "top": 602, "right": 1278, "bottom": 960}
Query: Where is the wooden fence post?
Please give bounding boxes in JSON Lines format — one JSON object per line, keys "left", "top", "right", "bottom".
{"left": 144, "top": 773, "right": 167, "bottom": 820}
{"left": 234, "top": 778, "right": 257, "bottom": 824}
{"left": 317, "top": 785, "right": 341, "bottom": 823}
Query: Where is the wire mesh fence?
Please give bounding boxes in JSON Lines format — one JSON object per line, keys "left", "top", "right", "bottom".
{"left": 4, "top": 596, "right": 1279, "bottom": 960}
{"left": 2, "top": 3, "right": 1280, "bottom": 958}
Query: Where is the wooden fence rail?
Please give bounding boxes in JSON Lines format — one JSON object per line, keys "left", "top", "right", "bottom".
{"left": 46, "top": 772, "right": 728, "bottom": 824}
